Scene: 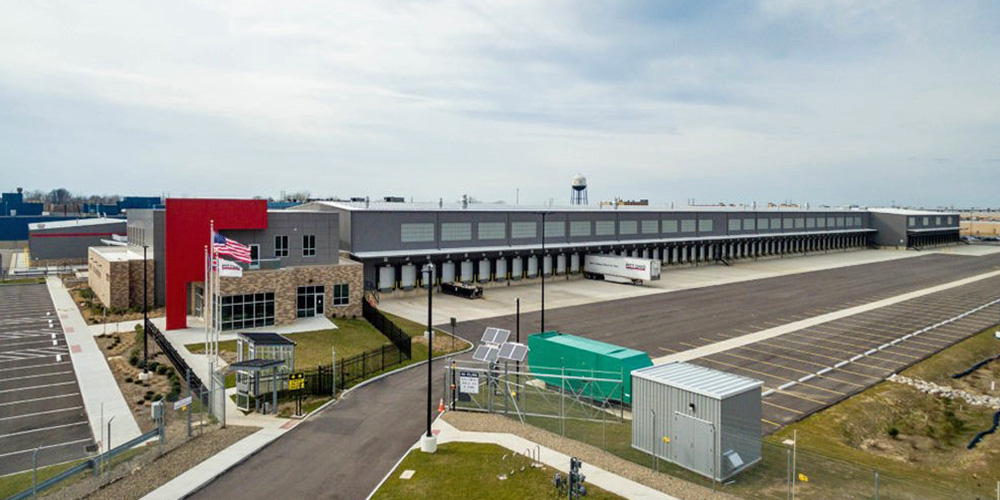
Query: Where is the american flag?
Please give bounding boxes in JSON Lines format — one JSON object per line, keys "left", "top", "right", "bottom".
{"left": 212, "top": 233, "right": 252, "bottom": 263}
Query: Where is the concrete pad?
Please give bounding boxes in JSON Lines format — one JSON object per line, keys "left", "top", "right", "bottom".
{"left": 653, "top": 269, "right": 1000, "bottom": 365}
{"left": 380, "top": 249, "right": 920, "bottom": 325}
{"left": 45, "top": 276, "right": 142, "bottom": 451}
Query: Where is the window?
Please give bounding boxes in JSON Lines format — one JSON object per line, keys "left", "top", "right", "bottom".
{"left": 441, "top": 223, "right": 472, "bottom": 241}
{"left": 477, "top": 222, "right": 506, "bottom": 240}
{"left": 783, "top": 218, "right": 793, "bottom": 230}
{"left": 544, "top": 221, "right": 565, "bottom": 238}
{"left": 794, "top": 218, "right": 805, "bottom": 229}
{"left": 828, "top": 216, "right": 837, "bottom": 228}
{"left": 681, "top": 219, "right": 696, "bottom": 233}
{"left": 771, "top": 218, "right": 781, "bottom": 230}
{"left": 302, "top": 235, "right": 316, "bottom": 256}
{"left": 221, "top": 293, "right": 275, "bottom": 331}
{"left": 595, "top": 220, "right": 616, "bottom": 236}
{"left": 249, "top": 244, "right": 260, "bottom": 269}
{"left": 908, "top": 217, "right": 916, "bottom": 228}
{"left": 570, "top": 221, "right": 591, "bottom": 237}
{"left": 923, "top": 216, "right": 930, "bottom": 226}
{"left": 806, "top": 218, "right": 815, "bottom": 229}
{"left": 274, "top": 235, "right": 288, "bottom": 257}
{"left": 757, "top": 218, "right": 769, "bottom": 230}
{"left": 511, "top": 222, "right": 536, "bottom": 239}
{"left": 935, "top": 216, "right": 941, "bottom": 225}
{"left": 332, "top": 284, "right": 349, "bottom": 306}
{"left": 699, "top": 219, "right": 714, "bottom": 233}
{"left": 642, "top": 220, "right": 659, "bottom": 234}
{"left": 296, "top": 285, "right": 324, "bottom": 318}
{"left": 836, "top": 217, "right": 845, "bottom": 227}
{"left": 817, "top": 217, "right": 826, "bottom": 228}
{"left": 728, "top": 219, "right": 742, "bottom": 232}
{"left": 662, "top": 220, "right": 678, "bottom": 233}
{"left": 401, "top": 223, "right": 435, "bottom": 243}
{"left": 619, "top": 220, "right": 638, "bottom": 235}
{"left": 845, "top": 217, "right": 854, "bottom": 227}
{"left": 855, "top": 216, "right": 862, "bottom": 227}
{"left": 743, "top": 218, "right": 756, "bottom": 231}
{"left": 947, "top": 216, "right": 955, "bottom": 226}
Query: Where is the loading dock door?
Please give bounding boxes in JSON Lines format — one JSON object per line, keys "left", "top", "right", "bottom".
{"left": 671, "top": 412, "right": 715, "bottom": 480}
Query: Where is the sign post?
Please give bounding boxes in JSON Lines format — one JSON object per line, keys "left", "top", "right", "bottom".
{"left": 289, "top": 373, "right": 305, "bottom": 416}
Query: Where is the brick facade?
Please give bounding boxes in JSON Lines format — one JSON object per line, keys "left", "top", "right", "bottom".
{"left": 216, "top": 258, "right": 363, "bottom": 326}
{"left": 87, "top": 247, "right": 154, "bottom": 311}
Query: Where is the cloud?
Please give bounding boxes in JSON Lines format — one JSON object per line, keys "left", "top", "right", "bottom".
{"left": 0, "top": 0, "right": 997, "bottom": 207}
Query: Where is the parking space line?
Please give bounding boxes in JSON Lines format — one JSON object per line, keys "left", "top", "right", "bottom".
{"left": 713, "top": 350, "right": 862, "bottom": 390}
{"left": 0, "top": 370, "right": 74, "bottom": 383}
{"left": 763, "top": 400, "right": 804, "bottom": 415}
{"left": 0, "top": 421, "right": 89, "bottom": 440}
{"left": 0, "top": 406, "right": 83, "bottom": 422}
{"left": 0, "top": 381, "right": 77, "bottom": 394}
{"left": 734, "top": 344, "right": 884, "bottom": 382}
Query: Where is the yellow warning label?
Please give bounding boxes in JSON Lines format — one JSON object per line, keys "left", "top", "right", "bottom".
{"left": 663, "top": 436, "right": 670, "bottom": 443}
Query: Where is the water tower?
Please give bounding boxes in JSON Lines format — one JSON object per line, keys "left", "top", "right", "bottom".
{"left": 570, "top": 173, "right": 588, "bottom": 205}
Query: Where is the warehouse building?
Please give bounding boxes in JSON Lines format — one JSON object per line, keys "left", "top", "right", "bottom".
{"left": 291, "top": 201, "right": 960, "bottom": 292}
{"left": 28, "top": 218, "right": 126, "bottom": 265}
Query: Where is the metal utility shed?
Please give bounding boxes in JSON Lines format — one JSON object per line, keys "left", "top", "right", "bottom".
{"left": 631, "top": 362, "right": 762, "bottom": 481}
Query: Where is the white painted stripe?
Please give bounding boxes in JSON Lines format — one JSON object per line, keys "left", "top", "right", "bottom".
{"left": 0, "top": 421, "right": 89, "bottom": 439}
{"left": 878, "top": 343, "right": 891, "bottom": 350}
{"left": 0, "top": 381, "right": 76, "bottom": 394}
{"left": 798, "top": 374, "right": 816, "bottom": 383}
{"left": 817, "top": 367, "right": 833, "bottom": 375}
{"left": 0, "top": 438, "right": 92, "bottom": 459}
{"left": 0, "top": 370, "right": 74, "bottom": 382}
{"left": 777, "top": 381, "right": 795, "bottom": 390}
{"left": 0, "top": 361, "right": 70, "bottom": 372}
{"left": 762, "top": 389, "right": 775, "bottom": 397}
{"left": 0, "top": 406, "right": 83, "bottom": 421}
{"left": 864, "top": 349, "right": 877, "bottom": 356}
{"left": 850, "top": 354, "right": 863, "bottom": 362}
{"left": 0, "top": 393, "right": 80, "bottom": 407}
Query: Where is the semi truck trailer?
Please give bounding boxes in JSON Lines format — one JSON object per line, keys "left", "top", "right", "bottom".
{"left": 583, "top": 254, "right": 661, "bottom": 285}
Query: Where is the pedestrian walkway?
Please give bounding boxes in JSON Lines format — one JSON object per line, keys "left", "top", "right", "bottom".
{"left": 398, "top": 418, "right": 678, "bottom": 500}
{"left": 45, "top": 276, "right": 142, "bottom": 452}
{"left": 138, "top": 427, "right": 289, "bottom": 500}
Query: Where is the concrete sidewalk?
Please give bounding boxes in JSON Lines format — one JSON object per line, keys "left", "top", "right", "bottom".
{"left": 45, "top": 276, "right": 142, "bottom": 450}
{"left": 394, "top": 418, "right": 678, "bottom": 500}
{"left": 139, "top": 427, "right": 289, "bottom": 500}
{"left": 652, "top": 269, "right": 1000, "bottom": 364}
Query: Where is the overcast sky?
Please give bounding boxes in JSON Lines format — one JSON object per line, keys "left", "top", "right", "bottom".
{"left": 2, "top": 1, "right": 998, "bottom": 208}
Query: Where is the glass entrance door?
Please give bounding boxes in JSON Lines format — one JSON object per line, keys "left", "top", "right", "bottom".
{"left": 297, "top": 286, "right": 325, "bottom": 318}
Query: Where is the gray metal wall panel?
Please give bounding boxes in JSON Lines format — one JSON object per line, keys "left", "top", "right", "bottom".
{"left": 720, "top": 388, "right": 761, "bottom": 478}
{"left": 29, "top": 220, "right": 126, "bottom": 260}
{"left": 869, "top": 212, "right": 907, "bottom": 247}
{"left": 154, "top": 210, "right": 166, "bottom": 306}
{"left": 222, "top": 211, "right": 339, "bottom": 266}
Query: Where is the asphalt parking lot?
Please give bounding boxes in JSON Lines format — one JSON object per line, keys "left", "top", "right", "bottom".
{"left": 0, "top": 284, "right": 93, "bottom": 475}
{"left": 452, "top": 253, "right": 998, "bottom": 356}
{"left": 687, "top": 276, "right": 1000, "bottom": 433}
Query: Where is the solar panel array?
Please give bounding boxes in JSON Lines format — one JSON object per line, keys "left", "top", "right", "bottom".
{"left": 480, "top": 327, "right": 511, "bottom": 346}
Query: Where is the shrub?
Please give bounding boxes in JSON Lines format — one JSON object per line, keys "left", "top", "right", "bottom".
{"left": 129, "top": 355, "right": 138, "bottom": 366}
{"left": 888, "top": 427, "right": 900, "bottom": 438}
{"left": 147, "top": 361, "right": 160, "bottom": 372}
{"left": 151, "top": 394, "right": 163, "bottom": 402}
{"left": 124, "top": 377, "right": 133, "bottom": 383}
{"left": 166, "top": 390, "right": 180, "bottom": 402}
{"left": 156, "top": 365, "right": 168, "bottom": 375}
{"left": 143, "top": 393, "right": 153, "bottom": 401}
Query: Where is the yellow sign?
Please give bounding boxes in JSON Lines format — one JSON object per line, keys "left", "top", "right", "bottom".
{"left": 662, "top": 437, "right": 670, "bottom": 443}
{"left": 289, "top": 373, "right": 305, "bottom": 391}
{"left": 797, "top": 473, "right": 809, "bottom": 483}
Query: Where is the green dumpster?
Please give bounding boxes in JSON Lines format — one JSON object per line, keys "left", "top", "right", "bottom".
{"left": 527, "top": 331, "right": 653, "bottom": 404}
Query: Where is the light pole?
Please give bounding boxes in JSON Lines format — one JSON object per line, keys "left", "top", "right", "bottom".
{"left": 421, "top": 263, "right": 437, "bottom": 453}
{"left": 142, "top": 245, "right": 149, "bottom": 375}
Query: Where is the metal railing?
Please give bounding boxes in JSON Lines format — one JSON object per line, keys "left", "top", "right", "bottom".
{"left": 362, "top": 299, "right": 412, "bottom": 358}
{"left": 145, "top": 320, "right": 208, "bottom": 405}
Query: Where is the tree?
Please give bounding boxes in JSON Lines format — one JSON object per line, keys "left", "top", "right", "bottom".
{"left": 47, "top": 188, "right": 72, "bottom": 205}
{"left": 283, "top": 190, "right": 311, "bottom": 202}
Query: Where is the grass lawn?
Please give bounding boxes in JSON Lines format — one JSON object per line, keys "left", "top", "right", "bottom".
{"left": 372, "top": 442, "right": 624, "bottom": 500}
{"left": 381, "top": 311, "right": 470, "bottom": 361}
{"left": 186, "top": 318, "right": 394, "bottom": 370}
{"left": 0, "top": 459, "right": 86, "bottom": 498}
{"left": 0, "top": 277, "right": 45, "bottom": 285}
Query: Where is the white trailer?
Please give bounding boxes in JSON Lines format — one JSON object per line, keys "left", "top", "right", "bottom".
{"left": 583, "top": 254, "right": 661, "bottom": 285}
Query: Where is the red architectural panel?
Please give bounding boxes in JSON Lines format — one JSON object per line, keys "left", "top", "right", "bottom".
{"left": 164, "top": 199, "right": 267, "bottom": 330}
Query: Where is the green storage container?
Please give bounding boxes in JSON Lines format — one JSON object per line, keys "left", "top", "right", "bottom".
{"left": 527, "top": 331, "right": 653, "bottom": 404}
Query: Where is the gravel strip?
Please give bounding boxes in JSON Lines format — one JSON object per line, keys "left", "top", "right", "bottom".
{"left": 45, "top": 424, "right": 257, "bottom": 500}
{"left": 443, "top": 412, "right": 743, "bottom": 500}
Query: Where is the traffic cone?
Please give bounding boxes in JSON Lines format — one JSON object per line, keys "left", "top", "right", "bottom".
{"left": 438, "top": 398, "right": 446, "bottom": 414}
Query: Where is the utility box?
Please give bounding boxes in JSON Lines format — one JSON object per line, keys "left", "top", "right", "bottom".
{"left": 631, "top": 362, "right": 762, "bottom": 481}
{"left": 527, "top": 331, "right": 652, "bottom": 404}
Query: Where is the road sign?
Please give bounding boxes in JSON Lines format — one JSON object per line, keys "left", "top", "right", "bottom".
{"left": 459, "top": 371, "right": 479, "bottom": 394}
{"left": 289, "top": 372, "right": 305, "bottom": 391}
{"left": 173, "top": 396, "right": 192, "bottom": 410}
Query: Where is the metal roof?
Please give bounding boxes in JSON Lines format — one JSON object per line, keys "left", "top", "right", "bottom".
{"left": 229, "top": 359, "right": 286, "bottom": 371}
{"left": 868, "top": 208, "right": 959, "bottom": 216}
{"left": 633, "top": 362, "right": 762, "bottom": 399}
{"left": 237, "top": 332, "right": 296, "bottom": 346}
{"left": 311, "top": 200, "right": 864, "bottom": 214}
{"left": 27, "top": 217, "right": 125, "bottom": 231}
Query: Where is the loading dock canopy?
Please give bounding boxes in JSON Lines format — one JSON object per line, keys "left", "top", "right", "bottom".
{"left": 633, "top": 362, "right": 763, "bottom": 399}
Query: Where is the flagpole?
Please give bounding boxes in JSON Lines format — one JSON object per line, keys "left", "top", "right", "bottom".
{"left": 204, "top": 245, "right": 209, "bottom": 356}
{"left": 209, "top": 220, "right": 216, "bottom": 368}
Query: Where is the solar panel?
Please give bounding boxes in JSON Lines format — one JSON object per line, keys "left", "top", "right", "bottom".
{"left": 498, "top": 342, "right": 529, "bottom": 362}
{"left": 480, "top": 327, "right": 511, "bottom": 345}
{"left": 472, "top": 345, "right": 499, "bottom": 363}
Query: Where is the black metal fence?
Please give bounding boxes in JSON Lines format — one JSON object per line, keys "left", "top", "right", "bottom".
{"left": 146, "top": 320, "right": 209, "bottom": 404}
{"left": 278, "top": 343, "right": 410, "bottom": 398}
{"left": 362, "top": 298, "right": 412, "bottom": 358}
